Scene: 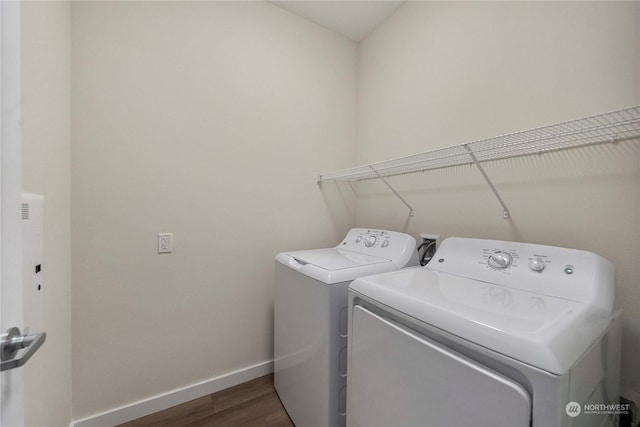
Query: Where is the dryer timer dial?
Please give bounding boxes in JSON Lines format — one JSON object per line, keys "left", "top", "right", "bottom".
{"left": 488, "top": 251, "right": 513, "bottom": 269}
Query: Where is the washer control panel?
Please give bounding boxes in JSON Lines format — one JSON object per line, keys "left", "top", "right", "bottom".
{"left": 339, "top": 228, "right": 418, "bottom": 268}
{"left": 429, "top": 237, "right": 615, "bottom": 311}
{"left": 352, "top": 230, "right": 391, "bottom": 249}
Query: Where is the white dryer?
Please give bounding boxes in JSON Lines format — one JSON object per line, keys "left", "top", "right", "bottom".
{"left": 347, "top": 237, "right": 622, "bottom": 427}
{"left": 274, "top": 228, "right": 418, "bottom": 427}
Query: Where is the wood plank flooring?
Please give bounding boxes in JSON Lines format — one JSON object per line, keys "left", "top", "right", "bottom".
{"left": 117, "top": 374, "right": 294, "bottom": 427}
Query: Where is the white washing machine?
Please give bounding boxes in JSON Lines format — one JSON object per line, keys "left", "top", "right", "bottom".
{"left": 274, "top": 228, "right": 419, "bottom": 427}
{"left": 347, "top": 237, "right": 622, "bottom": 427}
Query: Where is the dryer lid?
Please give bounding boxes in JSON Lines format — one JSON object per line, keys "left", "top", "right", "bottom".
{"left": 350, "top": 267, "right": 617, "bottom": 375}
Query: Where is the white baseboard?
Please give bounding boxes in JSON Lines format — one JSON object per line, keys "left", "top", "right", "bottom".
{"left": 71, "top": 360, "right": 274, "bottom": 427}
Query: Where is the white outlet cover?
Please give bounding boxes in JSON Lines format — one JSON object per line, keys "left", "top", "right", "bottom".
{"left": 158, "top": 233, "right": 173, "bottom": 253}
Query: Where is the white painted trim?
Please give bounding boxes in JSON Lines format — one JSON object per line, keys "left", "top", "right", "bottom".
{"left": 70, "top": 360, "right": 274, "bottom": 427}
{"left": 1, "top": 1, "right": 26, "bottom": 425}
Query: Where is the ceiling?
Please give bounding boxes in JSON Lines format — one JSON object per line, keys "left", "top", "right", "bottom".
{"left": 269, "top": 1, "right": 407, "bottom": 42}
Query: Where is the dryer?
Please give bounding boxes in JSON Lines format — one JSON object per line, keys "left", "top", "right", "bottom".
{"left": 347, "top": 237, "right": 622, "bottom": 427}
{"left": 274, "top": 228, "right": 418, "bottom": 427}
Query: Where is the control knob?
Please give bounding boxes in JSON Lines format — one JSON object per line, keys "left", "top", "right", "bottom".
{"left": 488, "top": 251, "right": 513, "bottom": 269}
{"left": 365, "top": 235, "right": 377, "bottom": 247}
{"left": 528, "top": 260, "right": 545, "bottom": 272}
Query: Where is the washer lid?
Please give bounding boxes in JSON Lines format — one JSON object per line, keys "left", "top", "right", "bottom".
{"left": 350, "top": 267, "right": 616, "bottom": 374}
{"left": 276, "top": 248, "right": 395, "bottom": 284}
{"left": 287, "top": 248, "right": 390, "bottom": 270}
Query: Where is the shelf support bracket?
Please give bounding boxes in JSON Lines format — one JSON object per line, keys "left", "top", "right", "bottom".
{"left": 464, "top": 144, "right": 510, "bottom": 219}
{"left": 368, "top": 165, "right": 414, "bottom": 217}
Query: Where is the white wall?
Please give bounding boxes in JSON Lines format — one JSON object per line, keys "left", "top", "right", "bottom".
{"left": 20, "top": 1, "right": 639, "bottom": 423}
{"left": 356, "top": 0, "right": 640, "bottom": 401}
{"left": 70, "top": 1, "right": 356, "bottom": 419}
{"left": 21, "top": 2, "right": 72, "bottom": 426}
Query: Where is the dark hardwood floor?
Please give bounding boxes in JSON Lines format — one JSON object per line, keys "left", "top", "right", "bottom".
{"left": 117, "top": 374, "right": 294, "bottom": 427}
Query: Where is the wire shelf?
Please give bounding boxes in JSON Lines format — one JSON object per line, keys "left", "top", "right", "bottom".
{"left": 318, "top": 105, "right": 640, "bottom": 183}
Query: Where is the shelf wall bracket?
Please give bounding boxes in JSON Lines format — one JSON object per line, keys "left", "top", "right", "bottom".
{"left": 464, "top": 144, "right": 510, "bottom": 219}
{"left": 368, "top": 165, "right": 414, "bottom": 217}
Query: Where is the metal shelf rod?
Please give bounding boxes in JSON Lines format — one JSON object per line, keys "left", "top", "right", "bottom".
{"left": 368, "top": 165, "right": 414, "bottom": 217}
{"left": 464, "top": 144, "right": 510, "bottom": 219}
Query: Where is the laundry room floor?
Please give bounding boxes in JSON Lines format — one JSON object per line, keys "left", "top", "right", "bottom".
{"left": 117, "top": 374, "right": 293, "bottom": 427}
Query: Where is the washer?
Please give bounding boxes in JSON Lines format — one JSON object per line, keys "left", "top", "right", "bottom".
{"left": 347, "top": 237, "right": 622, "bottom": 427}
{"left": 274, "top": 228, "right": 418, "bottom": 427}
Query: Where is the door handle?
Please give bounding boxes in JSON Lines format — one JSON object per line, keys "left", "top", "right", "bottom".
{"left": 1, "top": 327, "right": 46, "bottom": 372}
